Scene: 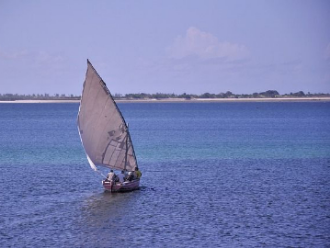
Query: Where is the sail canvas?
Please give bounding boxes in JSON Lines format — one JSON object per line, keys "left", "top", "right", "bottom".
{"left": 77, "top": 60, "right": 137, "bottom": 172}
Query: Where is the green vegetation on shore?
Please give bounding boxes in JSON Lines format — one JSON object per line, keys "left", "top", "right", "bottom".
{"left": 0, "top": 93, "right": 80, "bottom": 101}
{"left": 0, "top": 90, "right": 329, "bottom": 101}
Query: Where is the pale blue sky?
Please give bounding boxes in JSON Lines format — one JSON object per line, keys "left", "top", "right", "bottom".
{"left": 0, "top": 0, "right": 329, "bottom": 95}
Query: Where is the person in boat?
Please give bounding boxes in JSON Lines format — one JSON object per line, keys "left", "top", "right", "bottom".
{"left": 117, "top": 170, "right": 125, "bottom": 183}
{"left": 107, "top": 170, "right": 116, "bottom": 181}
{"left": 135, "top": 167, "right": 142, "bottom": 179}
{"left": 126, "top": 171, "right": 135, "bottom": 181}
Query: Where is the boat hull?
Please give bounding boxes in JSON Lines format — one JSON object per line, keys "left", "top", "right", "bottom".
{"left": 102, "top": 179, "right": 140, "bottom": 193}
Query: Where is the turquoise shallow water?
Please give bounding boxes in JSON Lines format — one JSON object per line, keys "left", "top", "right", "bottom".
{"left": 0, "top": 102, "right": 329, "bottom": 247}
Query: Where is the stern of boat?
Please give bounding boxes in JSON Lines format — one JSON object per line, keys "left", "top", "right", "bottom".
{"left": 102, "top": 179, "right": 140, "bottom": 193}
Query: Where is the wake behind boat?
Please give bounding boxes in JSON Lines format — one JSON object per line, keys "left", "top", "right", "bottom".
{"left": 77, "top": 60, "right": 141, "bottom": 192}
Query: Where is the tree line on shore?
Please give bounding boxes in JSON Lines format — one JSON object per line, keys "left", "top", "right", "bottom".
{"left": 0, "top": 93, "right": 80, "bottom": 101}
{"left": 0, "top": 90, "right": 329, "bottom": 101}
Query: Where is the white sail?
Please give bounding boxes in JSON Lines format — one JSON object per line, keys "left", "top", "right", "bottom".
{"left": 77, "top": 60, "right": 138, "bottom": 172}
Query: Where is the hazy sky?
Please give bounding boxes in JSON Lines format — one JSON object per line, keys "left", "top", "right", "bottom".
{"left": 1, "top": 0, "right": 329, "bottom": 95}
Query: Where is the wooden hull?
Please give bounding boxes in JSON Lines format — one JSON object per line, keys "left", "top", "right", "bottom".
{"left": 102, "top": 179, "right": 140, "bottom": 193}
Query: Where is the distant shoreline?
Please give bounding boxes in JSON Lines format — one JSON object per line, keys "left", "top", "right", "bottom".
{"left": 1, "top": 97, "right": 330, "bottom": 103}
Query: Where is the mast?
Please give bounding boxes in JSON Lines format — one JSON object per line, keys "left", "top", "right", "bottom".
{"left": 124, "top": 128, "right": 129, "bottom": 171}
{"left": 127, "top": 124, "right": 139, "bottom": 169}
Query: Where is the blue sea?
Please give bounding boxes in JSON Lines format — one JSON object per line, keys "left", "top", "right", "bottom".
{"left": 0, "top": 102, "right": 329, "bottom": 247}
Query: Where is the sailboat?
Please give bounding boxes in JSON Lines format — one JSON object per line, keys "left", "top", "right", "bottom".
{"left": 77, "top": 60, "right": 141, "bottom": 192}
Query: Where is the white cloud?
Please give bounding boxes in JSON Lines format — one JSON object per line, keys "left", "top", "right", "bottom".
{"left": 325, "top": 43, "right": 330, "bottom": 60}
{"left": 0, "top": 48, "right": 63, "bottom": 64}
{"left": 35, "top": 51, "right": 64, "bottom": 64}
{"left": 0, "top": 49, "right": 29, "bottom": 60}
{"left": 168, "top": 27, "right": 250, "bottom": 61}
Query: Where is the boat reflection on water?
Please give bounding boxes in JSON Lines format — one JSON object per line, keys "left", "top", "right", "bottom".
{"left": 80, "top": 192, "right": 135, "bottom": 226}
{"left": 75, "top": 191, "right": 142, "bottom": 247}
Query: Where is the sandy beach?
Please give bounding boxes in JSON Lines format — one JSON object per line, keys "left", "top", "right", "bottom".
{"left": 0, "top": 100, "right": 81, "bottom": 103}
{"left": 1, "top": 97, "right": 330, "bottom": 103}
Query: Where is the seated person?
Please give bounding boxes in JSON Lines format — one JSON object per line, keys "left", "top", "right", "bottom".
{"left": 107, "top": 170, "right": 116, "bottom": 181}
{"left": 117, "top": 170, "right": 125, "bottom": 183}
{"left": 126, "top": 171, "right": 134, "bottom": 181}
{"left": 134, "top": 167, "right": 142, "bottom": 179}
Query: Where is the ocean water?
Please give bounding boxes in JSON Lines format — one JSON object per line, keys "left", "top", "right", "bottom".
{"left": 0, "top": 102, "right": 329, "bottom": 247}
